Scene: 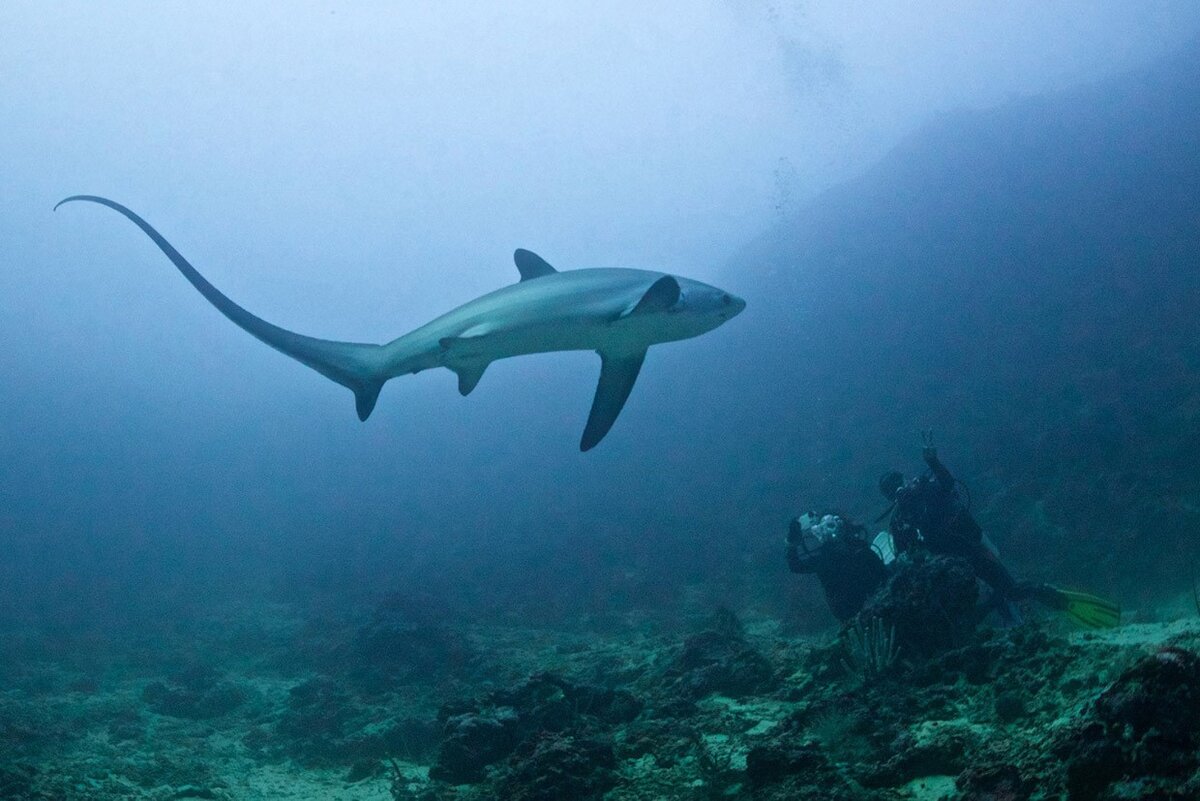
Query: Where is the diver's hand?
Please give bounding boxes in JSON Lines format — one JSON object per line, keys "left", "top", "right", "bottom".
{"left": 920, "top": 429, "right": 936, "bottom": 462}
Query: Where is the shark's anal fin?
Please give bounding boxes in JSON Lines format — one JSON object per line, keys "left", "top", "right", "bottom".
{"left": 621, "top": 275, "right": 680, "bottom": 318}
{"left": 581, "top": 349, "right": 647, "bottom": 451}
{"left": 514, "top": 249, "right": 557, "bottom": 282}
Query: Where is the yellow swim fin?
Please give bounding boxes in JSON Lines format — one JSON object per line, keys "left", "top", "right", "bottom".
{"left": 1056, "top": 589, "right": 1121, "bottom": 629}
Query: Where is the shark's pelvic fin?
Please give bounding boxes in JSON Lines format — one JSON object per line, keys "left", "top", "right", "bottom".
{"left": 439, "top": 336, "right": 490, "bottom": 396}
{"left": 55, "top": 195, "right": 388, "bottom": 420}
{"left": 354, "top": 382, "right": 384, "bottom": 420}
{"left": 581, "top": 349, "right": 647, "bottom": 451}
{"left": 453, "top": 363, "right": 488, "bottom": 396}
{"left": 513, "top": 248, "right": 557, "bottom": 282}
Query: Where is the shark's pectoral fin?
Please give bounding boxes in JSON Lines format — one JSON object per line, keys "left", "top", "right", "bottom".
{"left": 620, "top": 275, "right": 680, "bottom": 318}
{"left": 514, "top": 249, "right": 557, "bottom": 282}
{"left": 580, "top": 349, "right": 647, "bottom": 451}
{"left": 453, "top": 362, "right": 489, "bottom": 396}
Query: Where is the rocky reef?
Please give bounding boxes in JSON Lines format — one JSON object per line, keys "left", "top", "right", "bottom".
{"left": 4, "top": 579, "right": 1200, "bottom": 800}
{"left": 1057, "top": 645, "right": 1200, "bottom": 799}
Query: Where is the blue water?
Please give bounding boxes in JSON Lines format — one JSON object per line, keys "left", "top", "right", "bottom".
{"left": 2, "top": 9, "right": 1200, "bottom": 798}
{"left": 0, "top": 7, "right": 1198, "bottom": 638}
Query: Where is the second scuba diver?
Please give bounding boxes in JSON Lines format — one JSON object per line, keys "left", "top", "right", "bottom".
{"left": 786, "top": 434, "right": 1120, "bottom": 628}
{"left": 876, "top": 433, "right": 1120, "bottom": 628}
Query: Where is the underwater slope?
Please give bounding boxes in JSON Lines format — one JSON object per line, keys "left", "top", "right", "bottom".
{"left": 257, "top": 39, "right": 1200, "bottom": 626}
{"left": 696, "top": 37, "right": 1200, "bottom": 615}
{"left": 405, "top": 40, "right": 1200, "bottom": 624}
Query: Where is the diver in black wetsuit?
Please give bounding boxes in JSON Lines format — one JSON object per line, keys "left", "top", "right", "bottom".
{"left": 878, "top": 434, "right": 1119, "bottom": 627}
{"left": 785, "top": 511, "right": 888, "bottom": 621}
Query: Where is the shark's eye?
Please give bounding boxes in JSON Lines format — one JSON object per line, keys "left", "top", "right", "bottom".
{"left": 721, "top": 294, "right": 733, "bottom": 306}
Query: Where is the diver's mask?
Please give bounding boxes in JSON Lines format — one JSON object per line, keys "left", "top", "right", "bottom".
{"left": 810, "top": 514, "right": 843, "bottom": 542}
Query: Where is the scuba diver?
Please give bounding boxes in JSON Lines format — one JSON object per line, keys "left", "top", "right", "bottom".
{"left": 785, "top": 511, "right": 888, "bottom": 621}
{"left": 877, "top": 432, "right": 1120, "bottom": 628}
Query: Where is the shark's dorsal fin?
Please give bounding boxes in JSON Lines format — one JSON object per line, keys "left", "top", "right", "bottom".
{"left": 622, "top": 275, "right": 680, "bottom": 318}
{"left": 514, "top": 249, "right": 557, "bottom": 282}
{"left": 580, "top": 349, "right": 647, "bottom": 451}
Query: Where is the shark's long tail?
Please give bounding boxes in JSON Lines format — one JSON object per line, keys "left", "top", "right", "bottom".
{"left": 56, "top": 195, "right": 388, "bottom": 420}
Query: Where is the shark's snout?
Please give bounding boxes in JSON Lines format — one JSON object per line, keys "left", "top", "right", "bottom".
{"left": 721, "top": 292, "right": 746, "bottom": 319}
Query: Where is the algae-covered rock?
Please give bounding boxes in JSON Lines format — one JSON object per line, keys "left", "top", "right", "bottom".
{"left": 1093, "top": 646, "right": 1200, "bottom": 745}
{"left": 271, "top": 676, "right": 359, "bottom": 762}
{"left": 350, "top": 617, "right": 472, "bottom": 693}
{"left": 862, "top": 718, "right": 981, "bottom": 788}
{"left": 1060, "top": 645, "right": 1200, "bottom": 799}
{"left": 956, "top": 763, "right": 1033, "bottom": 801}
{"left": 992, "top": 689, "right": 1027, "bottom": 723}
{"left": 290, "top": 590, "right": 474, "bottom": 695}
{"left": 744, "top": 738, "right": 861, "bottom": 799}
{"left": 429, "top": 671, "right": 641, "bottom": 784}
{"left": 858, "top": 555, "right": 979, "bottom": 659}
{"left": 263, "top": 675, "right": 438, "bottom": 767}
{"left": 141, "top": 665, "right": 248, "bottom": 719}
{"left": 496, "top": 732, "right": 617, "bottom": 801}
{"left": 745, "top": 739, "right": 828, "bottom": 784}
{"left": 0, "top": 763, "right": 38, "bottom": 799}
{"left": 611, "top": 717, "right": 697, "bottom": 767}
{"left": 429, "top": 706, "right": 521, "bottom": 783}
{"left": 661, "top": 612, "right": 777, "bottom": 699}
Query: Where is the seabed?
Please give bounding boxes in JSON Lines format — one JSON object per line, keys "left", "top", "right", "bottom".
{"left": 3, "top": 592, "right": 1199, "bottom": 801}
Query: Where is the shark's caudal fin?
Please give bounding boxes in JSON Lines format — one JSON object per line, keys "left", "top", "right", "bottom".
{"left": 56, "top": 195, "right": 388, "bottom": 420}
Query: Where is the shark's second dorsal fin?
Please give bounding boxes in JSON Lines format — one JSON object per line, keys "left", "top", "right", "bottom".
{"left": 514, "top": 249, "right": 557, "bottom": 282}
